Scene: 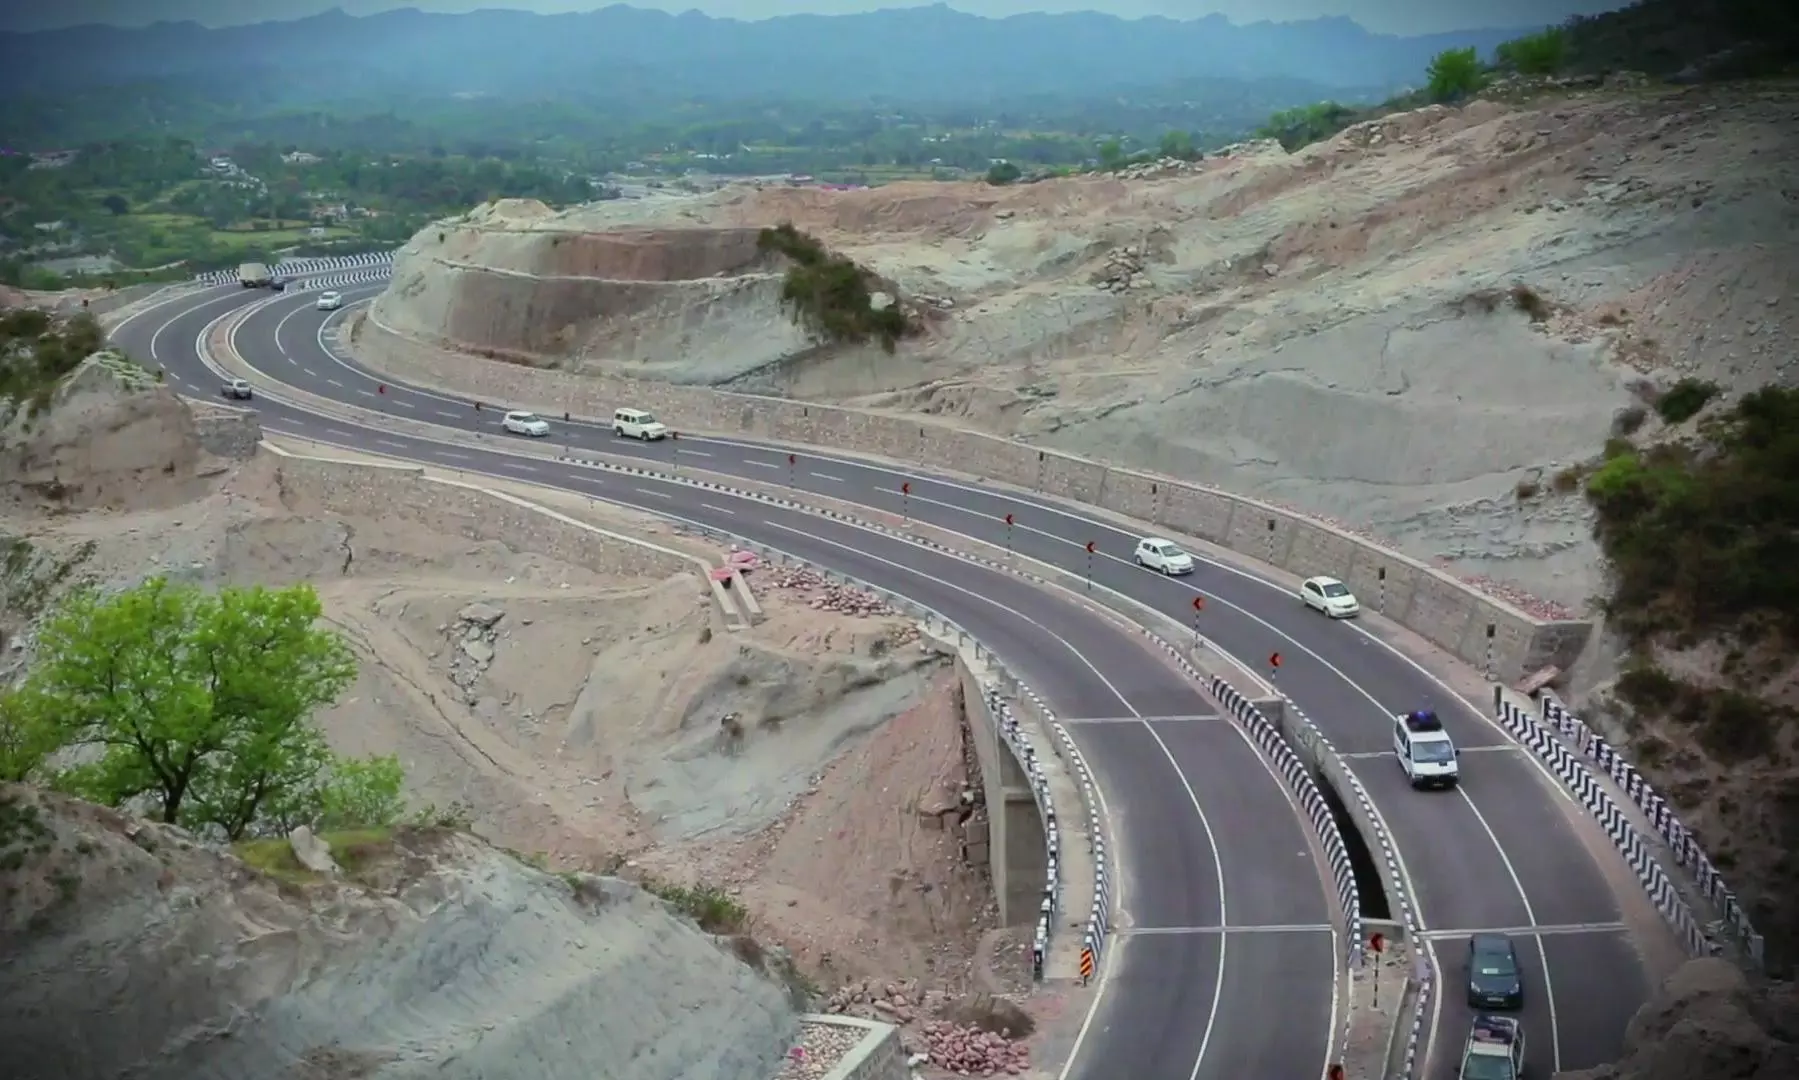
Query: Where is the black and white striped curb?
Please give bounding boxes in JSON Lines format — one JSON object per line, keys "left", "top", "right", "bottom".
{"left": 986, "top": 686, "right": 1063, "bottom": 982}
{"left": 1540, "top": 696, "right": 1763, "bottom": 967}
{"left": 1019, "top": 684, "right": 1111, "bottom": 973}
{"left": 1208, "top": 678, "right": 1363, "bottom": 972}
{"left": 298, "top": 268, "right": 393, "bottom": 291}
{"left": 1271, "top": 693, "right": 1427, "bottom": 1075}
{"left": 1494, "top": 695, "right": 1712, "bottom": 958}
{"left": 1402, "top": 976, "right": 1431, "bottom": 1080}
{"left": 192, "top": 250, "right": 394, "bottom": 285}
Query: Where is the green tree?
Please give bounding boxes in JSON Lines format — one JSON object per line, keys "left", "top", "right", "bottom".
{"left": 101, "top": 194, "right": 129, "bottom": 215}
{"left": 0, "top": 688, "right": 59, "bottom": 783}
{"left": 1494, "top": 28, "right": 1570, "bottom": 75}
{"left": 25, "top": 579, "right": 358, "bottom": 837}
{"left": 308, "top": 754, "right": 407, "bottom": 831}
{"left": 1158, "top": 130, "right": 1199, "bottom": 160}
{"left": 1096, "top": 139, "right": 1124, "bottom": 168}
{"left": 985, "top": 161, "right": 1022, "bottom": 185}
{"left": 1426, "top": 47, "right": 1485, "bottom": 102}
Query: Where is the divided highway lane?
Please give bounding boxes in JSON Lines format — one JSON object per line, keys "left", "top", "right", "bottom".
{"left": 113, "top": 284, "right": 1342, "bottom": 1080}
{"left": 244, "top": 285, "right": 1662, "bottom": 1077}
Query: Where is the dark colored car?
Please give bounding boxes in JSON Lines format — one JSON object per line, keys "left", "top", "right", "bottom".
{"left": 1466, "top": 934, "right": 1523, "bottom": 1009}
{"left": 268, "top": 275, "right": 288, "bottom": 291}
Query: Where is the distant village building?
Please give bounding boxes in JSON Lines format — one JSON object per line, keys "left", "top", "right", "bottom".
{"left": 282, "top": 151, "right": 321, "bottom": 165}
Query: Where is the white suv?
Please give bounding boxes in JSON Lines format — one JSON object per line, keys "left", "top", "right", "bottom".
{"left": 502, "top": 410, "right": 549, "bottom": 437}
{"left": 1134, "top": 537, "right": 1194, "bottom": 574}
{"left": 316, "top": 290, "right": 343, "bottom": 311}
{"left": 613, "top": 407, "right": 668, "bottom": 440}
{"left": 1394, "top": 709, "right": 1460, "bottom": 789}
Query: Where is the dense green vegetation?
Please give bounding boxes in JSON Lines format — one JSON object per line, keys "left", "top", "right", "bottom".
{"left": 0, "top": 309, "right": 107, "bottom": 420}
{"left": 757, "top": 224, "right": 913, "bottom": 352}
{"left": 1583, "top": 388, "right": 1799, "bottom": 762}
{"left": 0, "top": 578, "right": 406, "bottom": 840}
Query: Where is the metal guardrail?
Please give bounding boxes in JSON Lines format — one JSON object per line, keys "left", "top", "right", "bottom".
{"left": 1538, "top": 695, "right": 1763, "bottom": 968}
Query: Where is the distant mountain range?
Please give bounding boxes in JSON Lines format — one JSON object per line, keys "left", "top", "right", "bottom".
{"left": 0, "top": 4, "right": 1540, "bottom": 102}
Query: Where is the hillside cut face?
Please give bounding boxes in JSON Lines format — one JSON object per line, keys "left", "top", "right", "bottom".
{"left": 371, "top": 199, "right": 815, "bottom": 384}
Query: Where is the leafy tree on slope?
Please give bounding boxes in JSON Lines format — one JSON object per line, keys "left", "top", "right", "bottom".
{"left": 22, "top": 578, "right": 362, "bottom": 837}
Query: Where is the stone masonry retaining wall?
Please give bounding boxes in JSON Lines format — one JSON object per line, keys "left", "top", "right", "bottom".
{"left": 353, "top": 312, "right": 1591, "bottom": 683}
{"left": 189, "top": 403, "right": 263, "bottom": 460}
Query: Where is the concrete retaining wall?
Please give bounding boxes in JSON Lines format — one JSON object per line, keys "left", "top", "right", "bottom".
{"left": 354, "top": 312, "right": 1590, "bottom": 683}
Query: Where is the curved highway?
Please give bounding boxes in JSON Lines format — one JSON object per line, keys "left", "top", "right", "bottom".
{"left": 114, "top": 280, "right": 1341, "bottom": 1080}
{"left": 119, "top": 274, "right": 1664, "bottom": 1079}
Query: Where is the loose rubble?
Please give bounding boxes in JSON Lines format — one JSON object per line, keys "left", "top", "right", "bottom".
{"left": 919, "top": 1020, "right": 1030, "bottom": 1076}
{"left": 444, "top": 600, "right": 506, "bottom": 697}
{"left": 766, "top": 567, "right": 894, "bottom": 617}
{"left": 1090, "top": 244, "right": 1151, "bottom": 293}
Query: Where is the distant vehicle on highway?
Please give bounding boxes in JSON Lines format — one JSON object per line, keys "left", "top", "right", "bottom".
{"left": 502, "top": 410, "right": 550, "bottom": 437}
{"left": 1466, "top": 934, "right": 1524, "bottom": 1009}
{"left": 220, "top": 378, "right": 253, "bottom": 401}
{"left": 316, "top": 290, "right": 343, "bottom": 311}
{"left": 268, "top": 275, "right": 289, "bottom": 291}
{"left": 1300, "top": 574, "right": 1360, "bottom": 617}
{"left": 237, "top": 262, "right": 271, "bottom": 288}
{"left": 613, "top": 407, "right": 668, "bottom": 440}
{"left": 1393, "top": 708, "right": 1459, "bottom": 789}
{"left": 1134, "top": 537, "right": 1194, "bottom": 574}
{"left": 1459, "top": 1014, "right": 1525, "bottom": 1080}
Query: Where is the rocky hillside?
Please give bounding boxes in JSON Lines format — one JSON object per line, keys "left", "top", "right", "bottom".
{"left": 1559, "top": 958, "right": 1798, "bottom": 1080}
{"left": 0, "top": 784, "right": 801, "bottom": 1080}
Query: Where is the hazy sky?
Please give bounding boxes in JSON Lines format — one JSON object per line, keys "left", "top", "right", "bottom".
{"left": 2, "top": 2, "right": 1630, "bottom": 36}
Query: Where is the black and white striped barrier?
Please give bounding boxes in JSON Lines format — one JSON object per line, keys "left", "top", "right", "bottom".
{"left": 192, "top": 249, "right": 394, "bottom": 285}
{"left": 987, "top": 687, "right": 1061, "bottom": 982}
{"left": 1539, "top": 696, "right": 1763, "bottom": 967}
{"left": 1020, "top": 685, "right": 1110, "bottom": 980}
{"left": 1493, "top": 691, "right": 1713, "bottom": 957}
{"left": 1209, "top": 678, "right": 1363, "bottom": 970}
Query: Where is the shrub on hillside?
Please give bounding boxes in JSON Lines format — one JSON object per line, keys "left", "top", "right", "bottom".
{"left": 1426, "top": 47, "right": 1485, "bottom": 102}
{"left": 756, "top": 223, "right": 912, "bottom": 352}
{"left": 1584, "top": 387, "right": 1799, "bottom": 644}
{"left": 1654, "top": 377, "right": 1720, "bottom": 424}
{"left": 1495, "top": 28, "right": 1571, "bottom": 75}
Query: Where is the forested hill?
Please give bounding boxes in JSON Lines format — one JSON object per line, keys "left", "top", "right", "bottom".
{"left": 0, "top": 4, "right": 1532, "bottom": 101}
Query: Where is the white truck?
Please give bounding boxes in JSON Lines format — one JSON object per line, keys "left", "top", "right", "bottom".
{"left": 1460, "top": 1014, "right": 1525, "bottom": 1080}
{"left": 238, "top": 262, "right": 272, "bottom": 288}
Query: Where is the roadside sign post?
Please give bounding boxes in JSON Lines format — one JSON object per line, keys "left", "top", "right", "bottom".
{"left": 1369, "top": 931, "right": 1387, "bottom": 1006}
{"left": 1484, "top": 622, "right": 1496, "bottom": 681}
{"left": 1004, "top": 513, "right": 1015, "bottom": 558}
{"left": 901, "top": 481, "right": 911, "bottom": 525}
{"left": 1192, "top": 594, "right": 1205, "bottom": 649}
{"left": 671, "top": 431, "right": 680, "bottom": 473}
{"left": 1084, "top": 541, "right": 1095, "bottom": 592}
{"left": 1268, "top": 651, "right": 1282, "bottom": 680}
{"left": 1377, "top": 565, "right": 1386, "bottom": 612}
{"left": 787, "top": 453, "right": 796, "bottom": 489}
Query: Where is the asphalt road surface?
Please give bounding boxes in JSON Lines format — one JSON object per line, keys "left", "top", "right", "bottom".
{"left": 114, "top": 274, "right": 1662, "bottom": 1079}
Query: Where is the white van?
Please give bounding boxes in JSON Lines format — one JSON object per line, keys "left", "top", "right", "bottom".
{"left": 613, "top": 407, "right": 668, "bottom": 440}
{"left": 1394, "top": 709, "right": 1459, "bottom": 789}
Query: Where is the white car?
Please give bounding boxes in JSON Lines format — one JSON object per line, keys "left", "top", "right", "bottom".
{"left": 1301, "top": 575, "right": 1360, "bottom": 617}
{"left": 613, "top": 407, "right": 668, "bottom": 440}
{"left": 1133, "top": 537, "right": 1194, "bottom": 575}
{"left": 502, "top": 410, "right": 550, "bottom": 437}
{"left": 316, "top": 290, "right": 343, "bottom": 311}
{"left": 1394, "top": 710, "right": 1460, "bottom": 789}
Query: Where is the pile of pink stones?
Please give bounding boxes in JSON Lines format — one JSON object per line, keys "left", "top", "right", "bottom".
{"left": 920, "top": 1021, "right": 1030, "bottom": 1076}
{"left": 767, "top": 568, "right": 897, "bottom": 617}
